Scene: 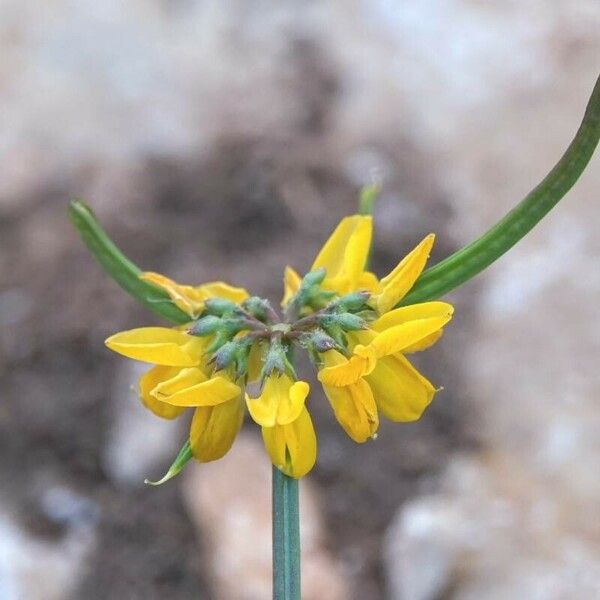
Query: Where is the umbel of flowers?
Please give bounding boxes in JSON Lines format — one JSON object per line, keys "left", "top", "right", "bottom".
{"left": 105, "top": 215, "right": 453, "bottom": 478}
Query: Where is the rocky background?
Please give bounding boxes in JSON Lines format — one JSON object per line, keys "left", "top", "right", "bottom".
{"left": 0, "top": 2, "right": 599, "bottom": 599}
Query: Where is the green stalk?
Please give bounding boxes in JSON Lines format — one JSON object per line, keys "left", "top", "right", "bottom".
{"left": 68, "top": 200, "right": 189, "bottom": 324}
{"left": 272, "top": 467, "right": 300, "bottom": 600}
{"left": 401, "top": 74, "right": 600, "bottom": 305}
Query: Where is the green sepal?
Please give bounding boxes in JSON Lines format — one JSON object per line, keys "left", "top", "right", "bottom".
{"left": 68, "top": 200, "right": 189, "bottom": 325}
{"left": 401, "top": 75, "right": 600, "bottom": 305}
{"left": 144, "top": 440, "right": 193, "bottom": 486}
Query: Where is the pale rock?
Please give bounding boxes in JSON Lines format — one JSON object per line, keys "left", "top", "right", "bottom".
{"left": 102, "top": 361, "right": 182, "bottom": 486}
{"left": 182, "top": 432, "right": 348, "bottom": 600}
{"left": 0, "top": 503, "right": 96, "bottom": 600}
{"left": 385, "top": 454, "right": 600, "bottom": 600}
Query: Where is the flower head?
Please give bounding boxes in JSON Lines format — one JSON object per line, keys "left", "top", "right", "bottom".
{"left": 105, "top": 214, "right": 453, "bottom": 479}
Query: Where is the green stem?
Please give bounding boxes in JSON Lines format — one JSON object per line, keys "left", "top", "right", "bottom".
{"left": 272, "top": 467, "right": 300, "bottom": 600}
{"left": 401, "top": 74, "right": 600, "bottom": 305}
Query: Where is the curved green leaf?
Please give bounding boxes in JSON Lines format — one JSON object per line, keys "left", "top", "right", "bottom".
{"left": 68, "top": 200, "right": 189, "bottom": 324}
{"left": 144, "top": 440, "right": 193, "bottom": 486}
{"left": 401, "top": 74, "right": 600, "bottom": 305}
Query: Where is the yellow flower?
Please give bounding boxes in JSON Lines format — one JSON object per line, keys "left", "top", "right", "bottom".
{"left": 245, "top": 374, "right": 309, "bottom": 427}
{"left": 106, "top": 326, "right": 244, "bottom": 463}
{"left": 247, "top": 374, "right": 316, "bottom": 478}
{"left": 262, "top": 408, "right": 317, "bottom": 478}
{"left": 319, "top": 350, "right": 378, "bottom": 443}
{"left": 141, "top": 272, "right": 248, "bottom": 318}
{"left": 308, "top": 215, "right": 376, "bottom": 296}
{"left": 105, "top": 212, "right": 455, "bottom": 479}
{"left": 316, "top": 302, "right": 452, "bottom": 424}
{"left": 291, "top": 215, "right": 435, "bottom": 316}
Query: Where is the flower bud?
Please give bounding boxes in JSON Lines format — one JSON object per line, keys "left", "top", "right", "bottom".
{"left": 210, "top": 341, "right": 239, "bottom": 371}
{"left": 189, "top": 314, "right": 222, "bottom": 336}
{"left": 331, "top": 291, "right": 371, "bottom": 313}
{"left": 318, "top": 312, "right": 366, "bottom": 332}
{"left": 204, "top": 297, "right": 237, "bottom": 316}
{"left": 242, "top": 296, "right": 272, "bottom": 322}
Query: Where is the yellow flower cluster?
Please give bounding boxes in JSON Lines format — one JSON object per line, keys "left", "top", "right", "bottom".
{"left": 105, "top": 215, "right": 453, "bottom": 478}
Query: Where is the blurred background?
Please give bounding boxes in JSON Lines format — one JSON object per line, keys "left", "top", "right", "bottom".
{"left": 1, "top": 2, "right": 599, "bottom": 599}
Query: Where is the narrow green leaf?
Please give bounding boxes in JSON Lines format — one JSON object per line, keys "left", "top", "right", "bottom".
{"left": 144, "top": 440, "right": 193, "bottom": 486}
{"left": 401, "top": 74, "right": 600, "bottom": 305}
{"left": 68, "top": 200, "right": 189, "bottom": 324}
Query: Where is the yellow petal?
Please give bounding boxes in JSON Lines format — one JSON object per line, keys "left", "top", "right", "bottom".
{"left": 370, "top": 315, "right": 452, "bottom": 358}
{"left": 152, "top": 370, "right": 240, "bottom": 407}
{"left": 140, "top": 272, "right": 248, "bottom": 317}
{"left": 140, "top": 272, "right": 206, "bottom": 317}
{"left": 372, "top": 301, "right": 454, "bottom": 332}
{"left": 138, "top": 365, "right": 187, "bottom": 419}
{"left": 196, "top": 282, "right": 249, "bottom": 305}
{"left": 105, "top": 327, "right": 205, "bottom": 366}
{"left": 246, "top": 375, "right": 309, "bottom": 427}
{"left": 375, "top": 234, "right": 435, "bottom": 313}
{"left": 190, "top": 396, "right": 244, "bottom": 462}
{"left": 312, "top": 215, "right": 372, "bottom": 293}
{"left": 281, "top": 266, "right": 302, "bottom": 307}
{"left": 403, "top": 329, "right": 444, "bottom": 353}
{"left": 357, "top": 270, "right": 380, "bottom": 292}
{"left": 366, "top": 354, "right": 436, "bottom": 421}
{"left": 322, "top": 378, "right": 378, "bottom": 443}
{"left": 317, "top": 344, "right": 377, "bottom": 386}
{"left": 261, "top": 407, "right": 317, "bottom": 478}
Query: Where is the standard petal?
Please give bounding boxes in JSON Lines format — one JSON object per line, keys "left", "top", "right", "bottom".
{"left": 138, "top": 365, "right": 187, "bottom": 419}
{"left": 322, "top": 378, "right": 378, "bottom": 443}
{"left": 317, "top": 345, "right": 377, "bottom": 387}
{"left": 281, "top": 266, "right": 302, "bottom": 307}
{"left": 372, "top": 302, "right": 454, "bottom": 332}
{"left": 195, "top": 282, "right": 249, "bottom": 305}
{"left": 261, "top": 407, "right": 317, "bottom": 478}
{"left": 403, "top": 329, "right": 444, "bottom": 353}
{"left": 105, "top": 327, "right": 204, "bottom": 366}
{"left": 312, "top": 215, "right": 372, "bottom": 292}
{"left": 370, "top": 315, "right": 452, "bottom": 358}
{"left": 357, "top": 270, "right": 380, "bottom": 292}
{"left": 140, "top": 272, "right": 204, "bottom": 317}
{"left": 282, "top": 381, "right": 310, "bottom": 425}
{"left": 152, "top": 370, "right": 241, "bottom": 407}
{"left": 190, "top": 396, "right": 244, "bottom": 462}
{"left": 140, "top": 272, "right": 248, "bottom": 317}
{"left": 376, "top": 234, "right": 435, "bottom": 312}
{"left": 366, "top": 354, "right": 436, "bottom": 421}
{"left": 246, "top": 375, "right": 309, "bottom": 426}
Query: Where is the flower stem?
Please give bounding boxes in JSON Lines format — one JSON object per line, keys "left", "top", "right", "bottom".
{"left": 272, "top": 466, "right": 300, "bottom": 600}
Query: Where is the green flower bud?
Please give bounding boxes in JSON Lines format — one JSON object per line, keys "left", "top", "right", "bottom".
{"left": 305, "top": 329, "right": 339, "bottom": 353}
{"left": 301, "top": 268, "right": 326, "bottom": 288}
{"left": 210, "top": 341, "right": 239, "bottom": 371}
{"left": 330, "top": 291, "right": 371, "bottom": 313}
{"left": 206, "top": 330, "right": 231, "bottom": 353}
{"left": 242, "top": 296, "right": 272, "bottom": 322}
{"left": 318, "top": 312, "right": 366, "bottom": 332}
{"left": 189, "top": 314, "right": 222, "bottom": 336}
{"left": 204, "top": 298, "right": 237, "bottom": 316}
